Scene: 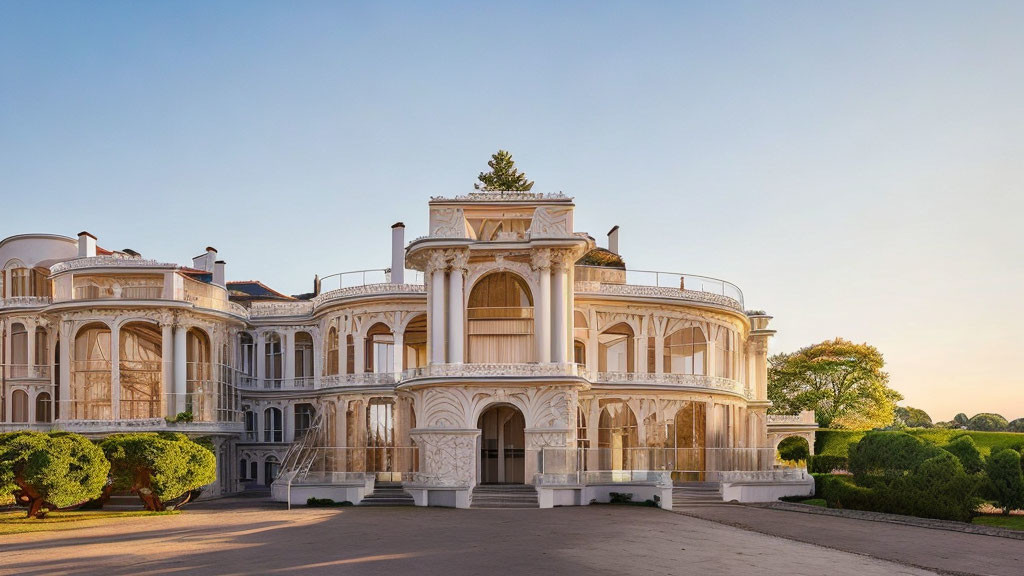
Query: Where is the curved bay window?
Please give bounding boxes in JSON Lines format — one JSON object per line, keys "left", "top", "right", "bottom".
{"left": 364, "top": 323, "right": 394, "bottom": 373}
{"left": 186, "top": 328, "right": 212, "bottom": 420}
{"left": 72, "top": 323, "right": 112, "bottom": 419}
{"left": 664, "top": 327, "right": 707, "bottom": 375}
{"left": 119, "top": 322, "right": 163, "bottom": 419}
{"left": 598, "top": 323, "right": 634, "bottom": 373}
{"left": 715, "top": 328, "right": 736, "bottom": 379}
{"left": 403, "top": 314, "right": 427, "bottom": 371}
{"left": 467, "top": 272, "right": 534, "bottom": 363}
{"left": 598, "top": 401, "right": 639, "bottom": 472}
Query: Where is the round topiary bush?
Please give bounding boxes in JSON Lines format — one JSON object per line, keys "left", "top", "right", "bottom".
{"left": 99, "top": 432, "right": 216, "bottom": 511}
{"left": 0, "top": 431, "right": 110, "bottom": 518}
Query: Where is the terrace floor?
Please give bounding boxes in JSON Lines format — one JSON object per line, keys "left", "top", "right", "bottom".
{"left": 2, "top": 498, "right": 1021, "bottom": 576}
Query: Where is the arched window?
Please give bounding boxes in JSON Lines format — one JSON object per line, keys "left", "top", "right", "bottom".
{"left": 715, "top": 329, "right": 735, "bottom": 379}
{"left": 364, "top": 323, "right": 394, "bottom": 374}
{"left": 670, "top": 402, "right": 707, "bottom": 480}
{"left": 31, "top": 267, "right": 51, "bottom": 297}
{"left": 34, "top": 327, "right": 49, "bottom": 375}
{"left": 294, "top": 403, "right": 315, "bottom": 438}
{"left": 263, "top": 407, "right": 283, "bottom": 442}
{"left": 9, "top": 267, "right": 30, "bottom": 297}
{"left": 345, "top": 334, "right": 355, "bottom": 375}
{"left": 35, "top": 392, "right": 52, "bottom": 423}
{"left": 467, "top": 272, "right": 535, "bottom": 363}
{"left": 11, "top": 390, "right": 29, "bottom": 423}
{"left": 366, "top": 398, "right": 395, "bottom": 475}
{"left": 264, "top": 456, "right": 279, "bottom": 486}
{"left": 573, "top": 339, "right": 586, "bottom": 365}
{"left": 403, "top": 315, "right": 427, "bottom": 370}
{"left": 239, "top": 458, "right": 249, "bottom": 480}
{"left": 664, "top": 327, "right": 707, "bottom": 375}
{"left": 294, "top": 332, "right": 314, "bottom": 384}
{"left": 264, "top": 333, "right": 282, "bottom": 388}
{"left": 326, "top": 327, "right": 339, "bottom": 375}
{"left": 120, "top": 322, "right": 163, "bottom": 419}
{"left": 598, "top": 323, "right": 634, "bottom": 373}
{"left": 598, "top": 400, "right": 638, "bottom": 471}
{"left": 72, "top": 323, "right": 112, "bottom": 419}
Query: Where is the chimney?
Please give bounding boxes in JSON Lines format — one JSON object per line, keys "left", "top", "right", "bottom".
{"left": 607, "top": 225, "right": 620, "bottom": 255}
{"left": 314, "top": 274, "right": 321, "bottom": 297}
{"left": 78, "top": 231, "right": 97, "bottom": 258}
{"left": 193, "top": 246, "right": 217, "bottom": 272}
{"left": 213, "top": 260, "right": 226, "bottom": 287}
{"left": 391, "top": 222, "right": 406, "bottom": 284}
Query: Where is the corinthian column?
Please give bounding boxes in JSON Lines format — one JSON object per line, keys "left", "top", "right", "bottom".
{"left": 533, "top": 249, "right": 552, "bottom": 363}
{"left": 551, "top": 255, "right": 568, "bottom": 364}
{"left": 427, "top": 251, "right": 448, "bottom": 364}
{"left": 447, "top": 250, "right": 468, "bottom": 364}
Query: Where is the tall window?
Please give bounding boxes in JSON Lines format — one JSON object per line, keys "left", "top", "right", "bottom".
{"left": 294, "top": 403, "right": 315, "bottom": 438}
{"left": 263, "top": 407, "right": 283, "bottom": 442}
{"left": 120, "top": 322, "right": 163, "bottom": 419}
{"left": 34, "top": 328, "right": 48, "bottom": 367}
{"left": 664, "top": 327, "right": 707, "bottom": 375}
{"left": 598, "top": 401, "right": 638, "bottom": 471}
{"left": 72, "top": 323, "right": 113, "bottom": 420}
{"left": 10, "top": 323, "right": 28, "bottom": 375}
{"left": 364, "top": 324, "right": 394, "bottom": 373}
{"left": 715, "top": 329, "right": 735, "bottom": 379}
{"left": 598, "top": 323, "right": 634, "bottom": 373}
{"left": 403, "top": 315, "right": 427, "bottom": 370}
{"left": 294, "top": 332, "right": 313, "bottom": 383}
{"left": 264, "top": 333, "right": 282, "bottom": 388}
{"left": 244, "top": 410, "right": 256, "bottom": 440}
{"left": 35, "top": 392, "right": 52, "bottom": 423}
{"left": 11, "top": 390, "right": 29, "bottom": 423}
{"left": 10, "top": 268, "right": 30, "bottom": 297}
{"left": 467, "top": 272, "right": 535, "bottom": 363}
{"left": 326, "top": 327, "right": 339, "bottom": 375}
{"left": 239, "top": 333, "right": 255, "bottom": 380}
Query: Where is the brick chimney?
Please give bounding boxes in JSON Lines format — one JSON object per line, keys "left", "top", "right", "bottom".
{"left": 78, "top": 231, "right": 97, "bottom": 258}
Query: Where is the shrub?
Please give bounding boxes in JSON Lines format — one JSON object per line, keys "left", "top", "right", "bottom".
{"left": 967, "top": 413, "right": 1009, "bottom": 432}
{"left": 306, "top": 497, "right": 352, "bottom": 507}
{"left": 810, "top": 455, "right": 848, "bottom": 474}
{"left": 895, "top": 406, "right": 933, "bottom": 428}
{"left": 848, "top": 431, "right": 941, "bottom": 481}
{"left": 816, "top": 474, "right": 875, "bottom": 510}
{"left": 100, "top": 433, "right": 216, "bottom": 511}
{"left": 887, "top": 451, "right": 979, "bottom": 522}
{"left": 777, "top": 437, "right": 810, "bottom": 463}
{"left": 985, "top": 449, "right": 1024, "bottom": 515}
{"left": 942, "top": 435, "right": 984, "bottom": 474}
{"left": 0, "top": 432, "right": 110, "bottom": 518}
{"left": 609, "top": 492, "right": 634, "bottom": 504}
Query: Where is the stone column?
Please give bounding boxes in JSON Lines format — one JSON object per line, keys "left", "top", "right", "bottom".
{"left": 354, "top": 334, "right": 365, "bottom": 374}
{"left": 428, "top": 252, "right": 447, "bottom": 364}
{"left": 393, "top": 332, "right": 405, "bottom": 375}
{"left": 533, "top": 249, "right": 552, "bottom": 363}
{"left": 335, "top": 400, "right": 349, "bottom": 472}
{"left": 110, "top": 322, "right": 120, "bottom": 420}
{"left": 654, "top": 335, "right": 665, "bottom": 375}
{"left": 26, "top": 324, "right": 35, "bottom": 378}
{"left": 59, "top": 321, "right": 71, "bottom": 420}
{"left": 255, "top": 332, "right": 265, "bottom": 384}
{"left": 284, "top": 330, "right": 295, "bottom": 384}
{"left": 285, "top": 402, "right": 295, "bottom": 443}
{"left": 173, "top": 324, "right": 187, "bottom": 416}
{"left": 162, "top": 323, "right": 174, "bottom": 418}
{"left": 551, "top": 263, "right": 567, "bottom": 363}
{"left": 339, "top": 319, "right": 349, "bottom": 375}
{"left": 447, "top": 252, "right": 466, "bottom": 364}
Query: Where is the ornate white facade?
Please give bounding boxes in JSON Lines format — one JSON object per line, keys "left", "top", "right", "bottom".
{"left": 0, "top": 192, "right": 810, "bottom": 508}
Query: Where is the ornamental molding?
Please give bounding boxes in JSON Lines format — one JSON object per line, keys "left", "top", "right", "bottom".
{"left": 575, "top": 283, "right": 743, "bottom": 312}
{"left": 50, "top": 256, "right": 178, "bottom": 275}
{"left": 530, "top": 248, "right": 552, "bottom": 271}
{"left": 249, "top": 301, "right": 314, "bottom": 318}
{"left": 312, "top": 283, "right": 426, "bottom": 307}
{"left": 431, "top": 191, "right": 571, "bottom": 202}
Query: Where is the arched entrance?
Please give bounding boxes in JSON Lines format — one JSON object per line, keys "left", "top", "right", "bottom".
{"left": 478, "top": 404, "right": 526, "bottom": 484}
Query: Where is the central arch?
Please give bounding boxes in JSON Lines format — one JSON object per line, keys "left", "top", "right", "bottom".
{"left": 477, "top": 403, "right": 526, "bottom": 484}
{"left": 467, "top": 271, "right": 534, "bottom": 363}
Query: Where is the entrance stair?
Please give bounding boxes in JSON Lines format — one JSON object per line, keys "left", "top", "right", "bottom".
{"left": 470, "top": 484, "right": 539, "bottom": 509}
{"left": 358, "top": 482, "right": 415, "bottom": 507}
{"left": 672, "top": 482, "right": 723, "bottom": 507}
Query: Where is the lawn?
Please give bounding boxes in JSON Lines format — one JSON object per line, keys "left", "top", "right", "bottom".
{"left": 972, "top": 515, "right": 1024, "bottom": 531}
{"left": 0, "top": 509, "right": 179, "bottom": 535}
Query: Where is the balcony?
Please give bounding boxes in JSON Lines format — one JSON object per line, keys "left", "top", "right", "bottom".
{"left": 236, "top": 375, "right": 318, "bottom": 391}
{"left": 594, "top": 371, "right": 750, "bottom": 397}
{"left": 312, "top": 268, "right": 426, "bottom": 308}
{"left": 574, "top": 265, "right": 744, "bottom": 311}
{"left": 0, "top": 296, "right": 53, "bottom": 308}
{"left": 73, "top": 285, "right": 164, "bottom": 300}
{"left": 317, "top": 373, "right": 400, "bottom": 389}
{"left": 4, "top": 364, "right": 50, "bottom": 380}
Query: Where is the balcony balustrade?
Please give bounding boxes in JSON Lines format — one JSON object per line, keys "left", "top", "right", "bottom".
{"left": 574, "top": 265, "right": 744, "bottom": 310}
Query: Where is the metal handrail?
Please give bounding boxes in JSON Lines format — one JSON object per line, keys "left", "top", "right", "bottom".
{"left": 574, "top": 265, "right": 744, "bottom": 307}
{"left": 318, "top": 268, "right": 425, "bottom": 290}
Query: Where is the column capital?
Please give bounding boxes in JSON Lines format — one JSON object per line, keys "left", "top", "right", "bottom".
{"left": 447, "top": 249, "right": 469, "bottom": 273}
{"left": 531, "top": 248, "right": 553, "bottom": 271}
{"left": 426, "top": 250, "right": 449, "bottom": 274}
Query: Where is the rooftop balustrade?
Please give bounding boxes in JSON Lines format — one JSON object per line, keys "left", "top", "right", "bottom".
{"left": 574, "top": 265, "right": 744, "bottom": 310}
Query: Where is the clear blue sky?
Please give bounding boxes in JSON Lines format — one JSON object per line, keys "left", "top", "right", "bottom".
{"left": 3, "top": 1, "right": 1022, "bottom": 421}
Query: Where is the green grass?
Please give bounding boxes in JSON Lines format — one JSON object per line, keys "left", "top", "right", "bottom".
{"left": 972, "top": 515, "right": 1024, "bottom": 531}
{"left": 797, "top": 498, "right": 827, "bottom": 507}
{"left": 816, "top": 429, "right": 1024, "bottom": 458}
{"left": 0, "top": 509, "right": 179, "bottom": 535}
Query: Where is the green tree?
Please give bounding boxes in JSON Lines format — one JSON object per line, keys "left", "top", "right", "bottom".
{"left": 0, "top": 432, "right": 109, "bottom": 518}
{"left": 777, "top": 436, "right": 810, "bottom": 463}
{"left": 895, "top": 406, "right": 933, "bottom": 428}
{"left": 475, "top": 150, "right": 534, "bottom": 191}
{"left": 967, "top": 413, "right": 1009, "bottom": 432}
{"left": 1008, "top": 418, "right": 1024, "bottom": 433}
{"left": 99, "top": 432, "right": 216, "bottom": 511}
{"left": 768, "top": 338, "right": 902, "bottom": 429}
{"left": 985, "top": 449, "right": 1024, "bottom": 515}
{"left": 953, "top": 413, "right": 970, "bottom": 427}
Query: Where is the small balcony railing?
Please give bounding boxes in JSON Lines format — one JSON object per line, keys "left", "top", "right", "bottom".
{"left": 4, "top": 364, "right": 51, "bottom": 379}
{"left": 74, "top": 285, "right": 164, "bottom": 300}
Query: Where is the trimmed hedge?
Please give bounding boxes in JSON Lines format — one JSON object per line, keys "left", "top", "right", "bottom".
{"left": 816, "top": 428, "right": 1024, "bottom": 458}
{"left": 810, "top": 455, "right": 848, "bottom": 474}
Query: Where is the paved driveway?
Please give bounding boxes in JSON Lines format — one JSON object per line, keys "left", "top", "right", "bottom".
{"left": 0, "top": 499, "right": 1012, "bottom": 576}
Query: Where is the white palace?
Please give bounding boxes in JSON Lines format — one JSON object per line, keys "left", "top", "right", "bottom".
{"left": 0, "top": 191, "right": 815, "bottom": 508}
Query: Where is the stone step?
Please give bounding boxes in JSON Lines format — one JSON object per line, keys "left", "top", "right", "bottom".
{"left": 470, "top": 485, "right": 539, "bottom": 509}
{"left": 358, "top": 484, "right": 416, "bottom": 507}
